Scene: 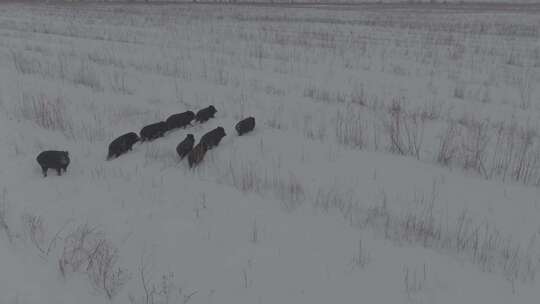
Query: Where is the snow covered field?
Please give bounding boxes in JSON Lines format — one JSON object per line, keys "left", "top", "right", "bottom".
{"left": 1, "top": 2, "right": 540, "bottom": 303}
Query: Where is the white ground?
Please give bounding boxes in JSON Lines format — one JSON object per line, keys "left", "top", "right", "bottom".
{"left": 0, "top": 2, "right": 540, "bottom": 303}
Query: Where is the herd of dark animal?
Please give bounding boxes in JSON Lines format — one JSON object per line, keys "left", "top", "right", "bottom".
{"left": 36, "top": 105, "right": 256, "bottom": 177}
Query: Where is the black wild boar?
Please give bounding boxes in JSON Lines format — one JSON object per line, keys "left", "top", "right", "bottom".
{"left": 107, "top": 132, "right": 139, "bottom": 160}
{"left": 188, "top": 142, "right": 208, "bottom": 168}
{"left": 195, "top": 105, "right": 217, "bottom": 123}
{"left": 176, "top": 134, "right": 195, "bottom": 160}
{"left": 235, "top": 117, "right": 255, "bottom": 136}
{"left": 200, "top": 127, "right": 226, "bottom": 149}
{"left": 36, "top": 150, "right": 70, "bottom": 177}
{"left": 166, "top": 111, "right": 195, "bottom": 131}
{"left": 140, "top": 121, "right": 167, "bottom": 141}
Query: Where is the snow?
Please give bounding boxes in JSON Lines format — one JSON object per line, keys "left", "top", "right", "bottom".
{"left": 0, "top": 2, "right": 540, "bottom": 303}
